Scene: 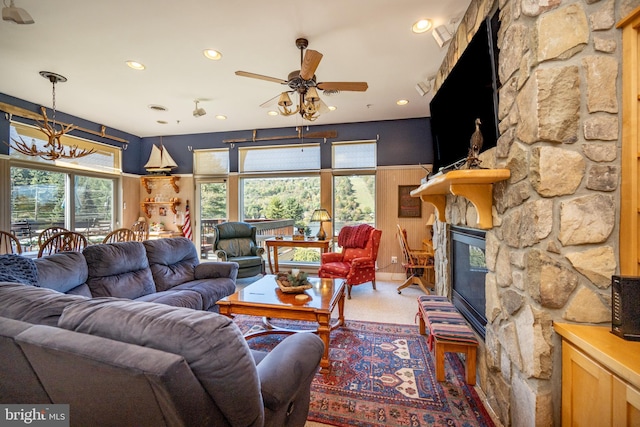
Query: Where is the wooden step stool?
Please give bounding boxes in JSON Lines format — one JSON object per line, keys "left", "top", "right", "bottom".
{"left": 417, "top": 295, "right": 479, "bottom": 385}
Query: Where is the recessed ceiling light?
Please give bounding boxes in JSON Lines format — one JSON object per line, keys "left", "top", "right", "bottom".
{"left": 157, "top": 120, "right": 168, "bottom": 124}
{"left": 203, "top": 49, "right": 222, "bottom": 60}
{"left": 126, "top": 60, "right": 145, "bottom": 70}
{"left": 215, "top": 115, "right": 227, "bottom": 120}
{"left": 267, "top": 111, "right": 278, "bottom": 116}
{"left": 412, "top": 19, "right": 433, "bottom": 34}
{"left": 397, "top": 99, "right": 409, "bottom": 106}
{"left": 148, "top": 104, "right": 168, "bottom": 112}
{"left": 328, "top": 106, "right": 337, "bottom": 111}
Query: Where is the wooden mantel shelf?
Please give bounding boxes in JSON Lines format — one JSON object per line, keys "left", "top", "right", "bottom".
{"left": 410, "top": 169, "right": 510, "bottom": 229}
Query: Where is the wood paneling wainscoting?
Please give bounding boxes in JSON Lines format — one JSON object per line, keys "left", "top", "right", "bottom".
{"left": 376, "top": 166, "right": 435, "bottom": 281}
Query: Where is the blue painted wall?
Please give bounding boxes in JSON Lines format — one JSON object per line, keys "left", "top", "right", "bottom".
{"left": 1, "top": 93, "right": 433, "bottom": 174}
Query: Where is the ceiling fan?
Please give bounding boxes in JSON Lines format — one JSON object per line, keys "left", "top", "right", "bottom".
{"left": 235, "top": 38, "right": 368, "bottom": 121}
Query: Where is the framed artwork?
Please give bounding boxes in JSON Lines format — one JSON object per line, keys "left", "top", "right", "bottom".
{"left": 398, "top": 185, "right": 422, "bottom": 218}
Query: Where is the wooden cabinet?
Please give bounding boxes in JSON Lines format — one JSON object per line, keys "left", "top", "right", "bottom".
{"left": 555, "top": 323, "right": 640, "bottom": 427}
{"left": 618, "top": 7, "right": 640, "bottom": 275}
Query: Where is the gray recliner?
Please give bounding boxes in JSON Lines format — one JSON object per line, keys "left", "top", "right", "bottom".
{"left": 213, "top": 222, "right": 265, "bottom": 278}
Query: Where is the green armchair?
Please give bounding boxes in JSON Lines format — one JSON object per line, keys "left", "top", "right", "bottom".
{"left": 213, "top": 222, "right": 265, "bottom": 278}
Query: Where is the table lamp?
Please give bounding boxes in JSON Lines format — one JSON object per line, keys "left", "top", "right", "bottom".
{"left": 311, "top": 208, "right": 331, "bottom": 240}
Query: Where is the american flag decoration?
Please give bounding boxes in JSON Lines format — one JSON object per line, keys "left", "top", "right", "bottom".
{"left": 182, "top": 200, "right": 193, "bottom": 240}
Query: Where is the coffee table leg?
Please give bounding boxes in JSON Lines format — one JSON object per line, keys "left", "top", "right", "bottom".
{"left": 316, "top": 313, "right": 331, "bottom": 373}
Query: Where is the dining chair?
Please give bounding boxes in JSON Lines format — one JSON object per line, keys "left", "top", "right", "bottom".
{"left": 131, "top": 220, "right": 148, "bottom": 242}
{"left": 396, "top": 224, "right": 434, "bottom": 296}
{"left": 37, "top": 231, "right": 88, "bottom": 258}
{"left": 0, "top": 230, "right": 22, "bottom": 255}
{"left": 102, "top": 228, "right": 136, "bottom": 244}
{"left": 37, "top": 226, "right": 69, "bottom": 248}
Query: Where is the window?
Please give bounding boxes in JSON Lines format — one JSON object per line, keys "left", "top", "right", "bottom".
{"left": 10, "top": 167, "right": 118, "bottom": 246}
{"left": 194, "top": 148, "right": 229, "bottom": 175}
{"left": 198, "top": 181, "right": 227, "bottom": 259}
{"left": 333, "top": 175, "right": 376, "bottom": 235}
{"left": 239, "top": 144, "right": 320, "bottom": 173}
{"left": 332, "top": 140, "right": 376, "bottom": 236}
{"left": 239, "top": 144, "right": 322, "bottom": 265}
{"left": 74, "top": 175, "right": 114, "bottom": 241}
{"left": 9, "top": 122, "right": 121, "bottom": 174}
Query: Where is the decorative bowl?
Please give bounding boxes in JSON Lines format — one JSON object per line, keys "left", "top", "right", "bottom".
{"left": 276, "top": 272, "right": 312, "bottom": 293}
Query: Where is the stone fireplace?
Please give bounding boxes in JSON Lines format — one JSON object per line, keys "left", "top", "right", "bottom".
{"left": 427, "top": 0, "right": 632, "bottom": 425}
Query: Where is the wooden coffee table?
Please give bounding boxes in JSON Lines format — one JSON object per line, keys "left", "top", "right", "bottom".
{"left": 217, "top": 275, "right": 345, "bottom": 373}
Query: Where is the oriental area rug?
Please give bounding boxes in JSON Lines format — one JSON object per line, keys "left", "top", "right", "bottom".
{"left": 233, "top": 316, "right": 495, "bottom": 427}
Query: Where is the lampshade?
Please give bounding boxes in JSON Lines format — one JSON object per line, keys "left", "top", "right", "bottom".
{"left": 311, "top": 208, "right": 331, "bottom": 222}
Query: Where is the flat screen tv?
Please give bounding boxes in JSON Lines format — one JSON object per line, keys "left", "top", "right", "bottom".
{"left": 430, "top": 11, "right": 500, "bottom": 175}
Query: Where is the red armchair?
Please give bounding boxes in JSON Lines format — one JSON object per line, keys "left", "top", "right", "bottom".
{"left": 318, "top": 225, "right": 382, "bottom": 299}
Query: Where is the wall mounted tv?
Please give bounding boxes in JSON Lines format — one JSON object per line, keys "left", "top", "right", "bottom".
{"left": 430, "top": 11, "right": 500, "bottom": 175}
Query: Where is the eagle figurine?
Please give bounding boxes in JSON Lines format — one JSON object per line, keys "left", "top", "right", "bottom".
{"left": 466, "top": 118, "right": 483, "bottom": 168}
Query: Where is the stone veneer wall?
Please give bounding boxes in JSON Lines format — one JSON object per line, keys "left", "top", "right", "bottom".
{"left": 430, "top": 0, "right": 640, "bottom": 425}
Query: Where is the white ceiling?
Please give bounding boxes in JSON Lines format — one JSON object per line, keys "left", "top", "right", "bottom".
{"left": 0, "top": 0, "right": 471, "bottom": 138}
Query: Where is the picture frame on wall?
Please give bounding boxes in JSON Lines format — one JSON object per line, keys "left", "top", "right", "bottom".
{"left": 398, "top": 185, "right": 421, "bottom": 218}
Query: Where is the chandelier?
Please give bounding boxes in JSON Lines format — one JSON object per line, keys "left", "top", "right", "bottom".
{"left": 9, "top": 71, "right": 95, "bottom": 160}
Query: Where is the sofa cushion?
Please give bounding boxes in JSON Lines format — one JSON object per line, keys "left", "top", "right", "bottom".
{"left": 59, "top": 298, "right": 264, "bottom": 427}
{"left": 0, "top": 282, "right": 87, "bottom": 326}
{"left": 0, "top": 254, "right": 38, "bottom": 286}
{"left": 172, "top": 278, "right": 236, "bottom": 312}
{"left": 135, "top": 289, "right": 204, "bottom": 310}
{"left": 144, "top": 238, "right": 199, "bottom": 292}
{"left": 34, "top": 252, "right": 88, "bottom": 293}
{"left": 83, "top": 241, "right": 156, "bottom": 299}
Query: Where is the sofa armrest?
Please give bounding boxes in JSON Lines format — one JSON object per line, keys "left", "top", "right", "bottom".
{"left": 256, "top": 333, "right": 323, "bottom": 412}
{"left": 321, "top": 252, "right": 344, "bottom": 263}
{"left": 194, "top": 262, "right": 239, "bottom": 281}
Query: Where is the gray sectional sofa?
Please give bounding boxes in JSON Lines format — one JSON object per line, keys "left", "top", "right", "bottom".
{"left": 0, "top": 282, "right": 324, "bottom": 426}
{"left": 34, "top": 237, "right": 237, "bottom": 312}
{"left": 0, "top": 237, "right": 324, "bottom": 426}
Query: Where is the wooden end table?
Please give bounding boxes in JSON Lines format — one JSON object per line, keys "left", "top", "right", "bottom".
{"left": 264, "top": 238, "right": 331, "bottom": 273}
{"left": 217, "top": 275, "right": 345, "bottom": 373}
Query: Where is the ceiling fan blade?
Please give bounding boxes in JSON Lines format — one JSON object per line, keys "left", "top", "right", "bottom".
{"left": 259, "top": 93, "right": 282, "bottom": 108}
{"left": 235, "top": 71, "right": 287, "bottom": 85}
{"left": 299, "top": 49, "right": 323, "bottom": 80}
{"left": 317, "top": 81, "right": 369, "bottom": 92}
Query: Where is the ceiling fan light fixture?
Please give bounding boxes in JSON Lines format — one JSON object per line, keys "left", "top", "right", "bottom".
{"left": 306, "top": 87, "right": 320, "bottom": 102}
{"left": 2, "top": 0, "right": 34, "bottom": 24}
{"left": 278, "top": 92, "right": 293, "bottom": 107}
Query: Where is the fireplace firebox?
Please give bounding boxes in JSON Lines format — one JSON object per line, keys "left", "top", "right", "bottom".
{"left": 450, "top": 226, "right": 487, "bottom": 339}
